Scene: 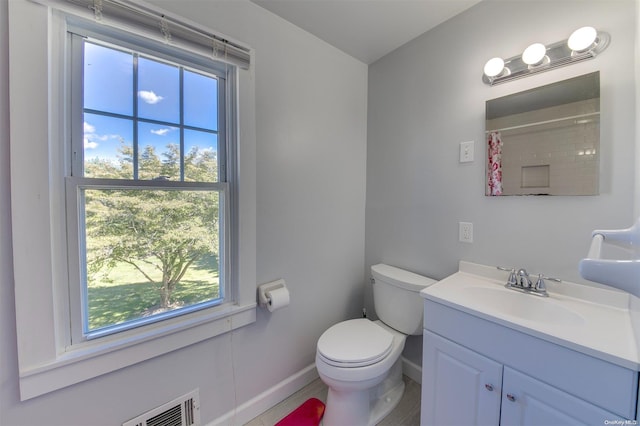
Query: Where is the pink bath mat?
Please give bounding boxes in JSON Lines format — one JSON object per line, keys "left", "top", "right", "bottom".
{"left": 275, "top": 397, "right": 325, "bottom": 426}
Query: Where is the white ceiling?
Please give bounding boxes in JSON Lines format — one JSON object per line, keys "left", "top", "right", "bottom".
{"left": 250, "top": 0, "right": 482, "bottom": 64}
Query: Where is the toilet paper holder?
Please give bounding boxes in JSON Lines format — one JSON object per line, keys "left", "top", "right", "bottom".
{"left": 258, "top": 279, "right": 286, "bottom": 307}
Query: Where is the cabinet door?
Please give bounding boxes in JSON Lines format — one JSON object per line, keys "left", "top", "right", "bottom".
{"left": 421, "top": 331, "right": 502, "bottom": 426}
{"left": 501, "top": 367, "right": 624, "bottom": 425}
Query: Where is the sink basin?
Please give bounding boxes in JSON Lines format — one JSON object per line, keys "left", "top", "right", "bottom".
{"left": 421, "top": 261, "right": 639, "bottom": 370}
{"left": 465, "top": 286, "right": 586, "bottom": 326}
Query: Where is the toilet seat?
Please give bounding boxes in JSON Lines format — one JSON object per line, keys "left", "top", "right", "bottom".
{"left": 317, "top": 319, "right": 393, "bottom": 368}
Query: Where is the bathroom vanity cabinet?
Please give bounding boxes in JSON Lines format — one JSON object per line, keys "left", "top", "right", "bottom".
{"left": 423, "top": 328, "right": 626, "bottom": 425}
{"left": 419, "top": 262, "right": 640, "bottom": 426}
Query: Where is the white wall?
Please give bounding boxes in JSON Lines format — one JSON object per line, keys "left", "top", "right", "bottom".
{"left": 636, "top": 0, "right": 640, "bottom": 219}
{"left": 0, "top": 0, "right": 367, "bottom": 424}
{"left": 366, "top": 0, "right": 637, "bottom": 364}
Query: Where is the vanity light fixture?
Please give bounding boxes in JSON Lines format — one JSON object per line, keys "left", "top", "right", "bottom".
{"left": 521, "top": 43, "right": 547, "bottom": 66}
{"left": 482, "top": 26, "right": 609, "bottom": 85}
{"left": 568, "top": 26, "right": 598, "bottom": 52}
{"left": 483, "top": 57, "right": 508, "bottom": 78}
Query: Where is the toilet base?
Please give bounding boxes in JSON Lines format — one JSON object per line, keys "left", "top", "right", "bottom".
{"left": 322, "top": 357, "right": 404, "bottom": 426}
{"left": 369, "top": 357, "right": 404, "bottom": 425}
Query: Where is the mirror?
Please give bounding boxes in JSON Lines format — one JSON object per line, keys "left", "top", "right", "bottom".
{"left": 485, "top": 72, "right": 600, "bottom": 196}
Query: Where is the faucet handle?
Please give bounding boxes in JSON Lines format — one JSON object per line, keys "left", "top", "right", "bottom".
{"left": 535, "top": 274, "right": 546, "bottom": 291}
{"left": 536, "top": 274, "right": 561, "bottom": 288}
{"left": 497, "top": 266, "right": 518, "bottom": 286}
{"left": 535, "top": 274, "right": 561, "bottom": 293}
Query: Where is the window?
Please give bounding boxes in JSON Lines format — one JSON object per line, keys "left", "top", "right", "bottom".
{"left": 9, "top": 0, "right": 256, "bottom": 400}
{"left": 67, "top": 34, "right": 229, "bottom": 341}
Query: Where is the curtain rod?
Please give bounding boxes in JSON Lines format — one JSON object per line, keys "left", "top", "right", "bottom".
{"left": 486, "top": 111, "right": 600, "bottom": 134}
{"left": 81, "top": 0, "right": 250, "bottom": 53}
{"left": 48, "top": 0, "right": 252, "bottom": 69}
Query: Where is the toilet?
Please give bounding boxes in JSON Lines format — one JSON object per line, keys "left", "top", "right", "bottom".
{"left": 316, "top": 263, "right": 437, "bottom": 426}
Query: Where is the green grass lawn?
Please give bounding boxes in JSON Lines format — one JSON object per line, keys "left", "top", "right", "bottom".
{"left": 87, "top": 254, "right": 220, "bottom": 331}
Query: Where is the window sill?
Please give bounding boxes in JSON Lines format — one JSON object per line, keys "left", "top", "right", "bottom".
{"left": 18, "top": 303, "right": 256, "bottom": 401}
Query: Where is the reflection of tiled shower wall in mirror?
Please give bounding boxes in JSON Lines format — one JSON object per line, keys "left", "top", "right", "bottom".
{"left": 487, "top": 99, "right": 599, "bottom": 195}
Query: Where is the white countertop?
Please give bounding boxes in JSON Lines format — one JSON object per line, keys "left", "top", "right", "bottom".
{"left": 421, "top": 261, "right": 640, "bottom": 371}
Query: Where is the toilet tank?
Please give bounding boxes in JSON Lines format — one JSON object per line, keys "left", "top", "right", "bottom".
{"left": 371, "top": 264, "right": 437, "bottom": 336}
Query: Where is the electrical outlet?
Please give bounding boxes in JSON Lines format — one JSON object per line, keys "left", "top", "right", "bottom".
{"left": 459, "top": 141, "right": 474, "bottom": 163}
{"left": 459, "top": 222, "right": 473, "bottom": 243}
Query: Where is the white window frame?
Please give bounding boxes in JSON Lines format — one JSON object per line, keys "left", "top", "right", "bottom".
{"left": 67, "top": 28, "right": 231, "bottom": 342}
{"left": 9, "top": 0, "right": 256, "bottom": 401}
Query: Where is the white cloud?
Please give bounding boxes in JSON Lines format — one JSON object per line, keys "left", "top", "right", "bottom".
{"left": 151, "top": 128, "right": 172, "bottom": 136}
{"left": 83, "top": 121, "right": 125, "bottom": 151}
{"left": 84, "top": 122, "right": 99, "bottom": 149}
{"left": 84, "top": 139, "right": 99, "bottom": 149}
{"left": 138, "top": 90, "right": 164, "bottom": 105}
{"left": 97, "top": 134, "right": 120, "bottom": 141}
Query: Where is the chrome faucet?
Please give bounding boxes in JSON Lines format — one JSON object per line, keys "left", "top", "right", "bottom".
{"left": 517, "top": 268, "right": 533, "bottom": 288}
{"left": 497, "top": 267, "right": 561, "bottom": 297}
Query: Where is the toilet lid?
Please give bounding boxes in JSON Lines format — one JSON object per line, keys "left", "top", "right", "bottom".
{"left": 317, "top": 319, "right": 393, "bottom": 367}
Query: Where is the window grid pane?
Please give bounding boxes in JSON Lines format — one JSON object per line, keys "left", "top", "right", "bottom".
{"left": 83, "top": 112, "right": 134, "bottom": 179}
{"left": 83, "top": 42, "right": 133, "bottom": 116}
{"left": 137, "top": 56, "right": 180, "bottom": 124}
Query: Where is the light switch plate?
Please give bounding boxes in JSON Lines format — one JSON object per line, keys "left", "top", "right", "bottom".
{"left": 459, "top": 141, "right": 474, "bottom": 163}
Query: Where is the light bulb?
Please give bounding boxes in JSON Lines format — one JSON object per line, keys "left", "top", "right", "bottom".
{"left": 483, "top": 57, "right": 505, "bottom": 78}
{"left": 568, "top": 26, "right": 597, "bottom": 52}
{"left": 522, "top": 43, "right": 547, "bottom": 65}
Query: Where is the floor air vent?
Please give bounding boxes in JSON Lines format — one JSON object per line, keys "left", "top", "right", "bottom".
{"left": 123, "top": 389, "right": 200, "bottom": 426}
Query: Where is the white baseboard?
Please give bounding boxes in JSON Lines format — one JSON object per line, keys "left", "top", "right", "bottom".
{"left": 207, "top": 364, "right": 319, "bottom": 426}
{"left": 401, "top": 356, "right": 422, "bottom": 385}
{"left": 208, "top": 358, "right": 421, "bottom": 426}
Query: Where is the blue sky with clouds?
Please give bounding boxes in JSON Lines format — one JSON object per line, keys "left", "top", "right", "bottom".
{"left": 83, "top": 41, "right": 218, "bottom": 173}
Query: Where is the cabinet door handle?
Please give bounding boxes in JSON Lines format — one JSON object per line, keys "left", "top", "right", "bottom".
{"left": 484, "top": 384, "right": 494, "bottom": 392}
{"left": 506, "top": 394, "right": 516, "bottom": 402}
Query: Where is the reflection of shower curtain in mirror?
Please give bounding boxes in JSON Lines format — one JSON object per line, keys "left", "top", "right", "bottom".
{"left": 487, "top": 132, "right": 503, "bottom": 196}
